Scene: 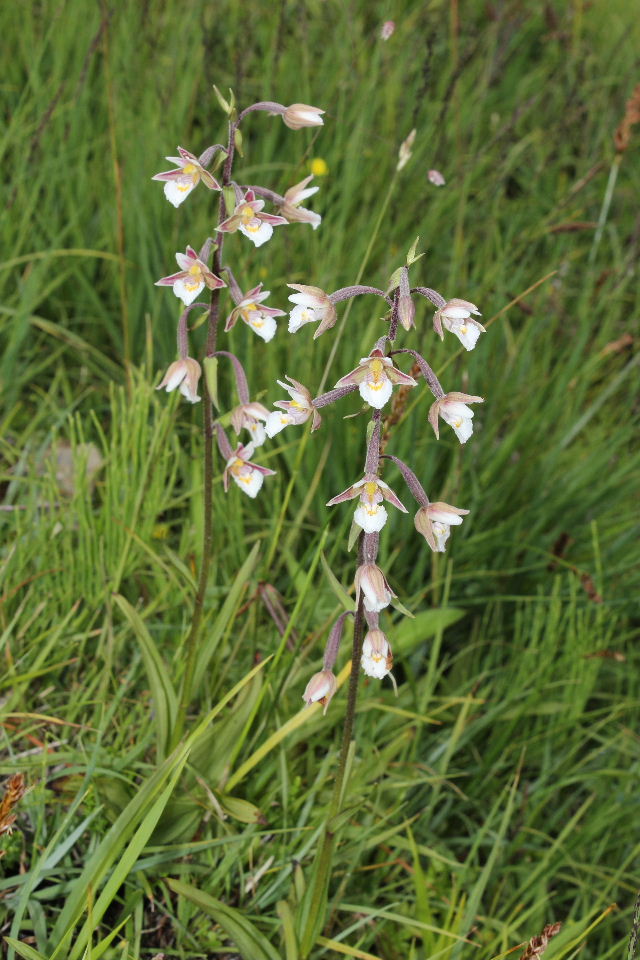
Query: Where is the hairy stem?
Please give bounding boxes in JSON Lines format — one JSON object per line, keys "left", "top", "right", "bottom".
{"left": 172, "top": 119, "right": 236, "bottom": 747}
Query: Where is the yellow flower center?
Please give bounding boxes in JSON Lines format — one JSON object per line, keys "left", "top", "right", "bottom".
{"left": 460, "top": 325, "right": 468, "bottom": 334}
{"left": 363, "top": 481, "right": 378, "bottom": 501}
{"left": 188, "top": 264, "right": 202, "bottom": 277}
{"left": 369, "top": 358, "right": 384, "bottom": 381}
{"left": 241, "top": 204, "right": 257, "bottom": 225}
{"left": 182, "top": 163, "right": 197, "bottom": 175}
{"left": 231, "top": 458, "right": 245, "bottom": 475}
{"left": 454, "top": 418, "right": 463, "bottom": 428}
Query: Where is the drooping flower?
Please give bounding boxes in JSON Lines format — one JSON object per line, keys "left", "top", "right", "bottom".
{"left": 280, "top": 176, "right": 321, "bottom": 229}
{"left": 361, "top": 629, "right": 393, "bottom": 679}
{"left": 380, "top": 20, "right": 395, "bottom": 40}
{"left": 265, "top": 376, "right": 321, "bottom": 437}
{"left": 302, "top": 670, "right": 337, "bottom": 714}
{"left": 223, "top": 442, "right": 276, "bottom": 498}
{"left": 155, "top": 245, "right": 226, "bottom": 306}
{"left": 224, "top": 283, "right": 285, "bottom": 342}
{"left": 152, "top": 146, "right": 220, "bottom": 207}
{"left": 334, "top": 348, "right": 417, "bottom": 410}
{"left": 414, "top": 501, "right": 470, "bottom": 552}
{"left": 283, "top": 103, "right": 325, "bottom": 130}
{"left": 433, "top": 299, "right": 485, "bottom": 351}
{"left": 327, "top": 473, "right": 407, "bottom": 534}
{"left": 287, "top": 284, "right": 337, "bottom": 337}
{"left": 230, "top": 401, "right": 270, "bottom": 447}
{"left": 217, "top": 189, "right": 287, "bottom": 247}
{"left": 355, "top": 563, "right": 396, "bottom": 613}
{"left": 156, "top": 357, "right": 202, "bottom": 404}
{"left": 428, "top": 391, "right": 484, "bottom": 443}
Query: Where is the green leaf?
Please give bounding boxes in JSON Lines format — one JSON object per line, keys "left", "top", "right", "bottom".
{"left": 321, "top": 553, "right": 354, "bottom": 612}
{"left": 277, "top": 900, "right": 299, "bottom": 960}
{"left": 385, "top": 265, "right": 403, "bottom": 295}
{"left": 218, "top": 793, "right": 265, "bottom": 824}
{"left": 113, "top": 594, "right": 177, "bottom": 761}
{"left": 393, "top": 608, "right": 466, "bottom": 653}
{"left": 3, "top": 941, "right": 46, "bottom": 960}
{"left": 167, "top": 879, "right": 280, "bottom": 960}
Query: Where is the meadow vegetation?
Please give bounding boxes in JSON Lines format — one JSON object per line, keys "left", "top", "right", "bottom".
{"left": 1, "top": 1, "right": 639, "bottom": 958}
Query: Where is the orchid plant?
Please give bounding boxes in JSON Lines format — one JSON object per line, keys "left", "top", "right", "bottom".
{"left": 152, "top": 90, "right": 324, "bottom": 740}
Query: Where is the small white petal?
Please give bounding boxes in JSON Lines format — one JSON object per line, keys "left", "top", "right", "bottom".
{"left": 239, "top": 221, "right": 273, "bottom": 247}
{"left": 265, "top": 411, "right": 293, "bottom": 438}
{"left": 173, "top": 277, "right": 205, "bottom": 305}
{"left": 232, "top": 468, "right": 264, "bottom": 498}
{"left": 361, "top": 654, "right": 389, "bottom": 679}
{"left": 432, "top": 521, "right": 451, "bottom": 552}
{"left": 442, "top": 305, "right": 472, "bottom": 320}
{"left": 246, "top": 312, "right": 277, "bottom": 342}
{"left": 354, "top": 503, "right": 388, "bottom": 533}
{"left": 288, "top": 304, "right": 316, "bottom": 333}
{"left": 164, "top": 179, "right": 197, "bottom": 207}
{"left": 359, "top": 377, "right": 393, "bottom": 409}
{"left": 247, "top": 422, "right": 267, "bottom": 446}
{"left": 428, "top": 509, "right": 464, "bottom": 526}
{"left": 179, "top": 380, "right": 200, "bottom": 404}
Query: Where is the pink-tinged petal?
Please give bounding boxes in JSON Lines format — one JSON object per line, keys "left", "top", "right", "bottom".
{"left": 155, "top": 270, "right": 188, "bottom": 286}
{"left": 244, "top": 189, "right": 256, "bottom": 203}
{"left": 327, "top": 484, "right": 360, "bottom": 506}
{"left": 239, "top": 221, "right": 274, "bottom": 247}
{"left": 386, "top": 367, "right": 418, "bottom": 386}
{"left": 203, "top": 269, "right": 226, "bottom": 290}
{"left": 152, "top": 169, "right": 183, "bottom": 181}
{"left": 247, "top": 461, "right": 277, "bottom": 477}
{"left": 242, "top": 283, "right": 265, "bottom": 304}
{"left": 177, "top": 146, "right": 199, "bottom": 163}
{"left": 224, "top": 308, "right": 240, "bottom": 332}
{"left": 378, "top": 483, "right": 408, "bottom": 512}
{"left": 334, "top": 364, "right": 370, "bottom": 388}
{"left": 185, "top": 245, "right": 199, "bottom": 259}
{"left": 217, "top": 214, "right": 240, "bottom": 233}
{"left": 200, "top": 169, "right": 221, "bottom": 190}
{"left": 258, "top": 212, "right": 288, "bottom": 226}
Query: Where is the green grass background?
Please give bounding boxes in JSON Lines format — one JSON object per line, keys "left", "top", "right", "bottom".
{"left": 1, "top": 0, "right": 639, "bottom": 957}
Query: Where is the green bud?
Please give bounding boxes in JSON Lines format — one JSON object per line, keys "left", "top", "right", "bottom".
{"left": 203, "top": 356, "right": 219, "bottom": 409}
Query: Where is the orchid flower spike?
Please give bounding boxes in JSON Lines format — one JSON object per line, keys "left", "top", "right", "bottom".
{"left": 156, "top": 357, "right": 201, "bottom": 404}
{"left": 335, "top": 348, "right": 417, "bottom": 410}
{"left": 433, "top": 299, "right": 485, "bottom": 350}
{"left": 428, "top": 391, "right": 484, "bottom": 443}
{"left": 361, "top": 629, "right": 393, "bottom": 679}
{"left": 217, "top": 189, "right": 287, "bottom": 247}
{"left": 355, "top": 562, "right": 396, "bottom": 613}
{"left": 280, "top": 176, "right": 321, "bottom": 229}
{"left": 287, "top": 284, "right": 337, "bottom": 337}
{"left": 230, "top": 402, "right": 270, "bottom": 447}
{"left": 302, "top": 670, "right": 337, "bottom": 714}
{"left": 265, "top": 376, "right": 321, "bottom": 437}
{"left": 415, "top": 502, "right": 470, "bottom": 552}
{"left": 283, "top": 103, "right": 325, "bottom": 130}
{"left": 155, "top": 245, "right": 226, "bottom": 306}
{"left": 327, "top": 473, "right": 407, "bottom": 534}
{"left": 152, "top": 146, "right": 220, "bottom": 207}
{"left": 223, "top": 442, "right": 276, "bottom": 498}
{"left": 224, "top": 283, "right": 285, "bottom": 342}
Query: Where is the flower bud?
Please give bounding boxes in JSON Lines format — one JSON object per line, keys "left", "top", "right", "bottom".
{"left": 428, "top": 169, "right": 446, "bottom": 186}
{"left": 355, "top": 563, "right": 396, "bottom": 613}
{"left": 380, "top": 20, "right": 395, "bottom": 40}
{"left": 156, "top": 357, "right": 201, "bottom": 404}
{"left": 302, "top": 670, "right": 337, "bottom": 714}
{"left": 283, "top": 103, "right": 325, "bottom": 130}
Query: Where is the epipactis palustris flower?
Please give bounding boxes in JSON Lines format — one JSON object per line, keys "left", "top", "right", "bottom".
{"left": 265, "top": 376, "right": 321, "bottom": 437}
{"left": 361, "top": 629, "right": 393, "bottom": 679}
{"left": 156, "top": 357, "right": 202, "bottom": 404}
{"left": 287, "top": 284, "right": 337, "bottom": 337}
{"left": 355, "top": 562, "right": 396, "bottom": 613}
{"left": 283, "top": 103, "right": 325, "bottom": 130}
{"left": 280, "top": 175, "right": 321, "bottom": 229}
{"left": 230, "top": 401, "right": 270, "bottom": 447}
{"left": 224, "top": 283, "right": 285, "bottom": 342}
{"left": 428, "top": 391, "right": 484, "bottom": 444}
{"left": 335, "top": 348, "right": 417, "bottom": 410}
{"left": 415, "top": 502, "right": 470, "bottom": 553}
{"left": 380, "top": 20, "right": 395, "bottom": 40}
{"left": 152, "top": 146, "right": 220, "bottom": 207}
{"left": 217, "top": 189, "right": 287, "bottom": 247}
{"left": 155, "top": 245, "right": 226, "bottom": 306}
{"left": 223, "top": 442, "right": 276, "bottom": 498}
{"left": 302, "top": 669, "right": 337, "bottom": 714}
{"left": 433, "top": 299, "right": 485, "bottom": 351}
{"left": 327, "top": 473, "right": 407, "bottom": 534}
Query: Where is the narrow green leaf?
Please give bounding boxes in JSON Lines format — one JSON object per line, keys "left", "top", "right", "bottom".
{"left": 3, "top": 941, "right": 46, "bottom": 960}
{"left": 167, "top": 879, "right": 280, "bottom": 960}
{"left": 113, "top": 594, "right": 177, "bottom": 760}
